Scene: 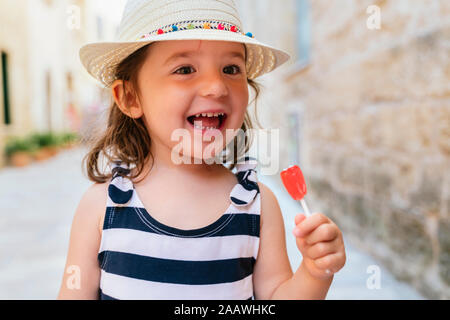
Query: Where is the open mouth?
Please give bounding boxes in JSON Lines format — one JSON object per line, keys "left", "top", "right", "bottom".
{"left": 186, "top": 112, "right": 227, "bottom": 131}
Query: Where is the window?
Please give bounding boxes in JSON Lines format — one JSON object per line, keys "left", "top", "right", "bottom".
{"left": 295, "top": 0, "right": 311, "bottom": 64}
{"left": 1, "top": 51, "right": 11, "bottom": 125}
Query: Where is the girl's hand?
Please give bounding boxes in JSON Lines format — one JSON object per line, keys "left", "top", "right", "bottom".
{"left": 293, "top": 213, "right": 346, "bottom": 280}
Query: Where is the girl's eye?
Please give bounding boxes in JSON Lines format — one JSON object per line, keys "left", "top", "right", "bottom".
{"left": 174, "top": 66, "right": 195, "bottom": 75}
{"left": 173, "top": 65, "right": 242, "bottom": 75}
{"left": 224, "top": 65, "right": 241, "bottom": 75}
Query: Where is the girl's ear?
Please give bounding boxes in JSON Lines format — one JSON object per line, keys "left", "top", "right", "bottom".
{"left": 111, "top": 79, "right": 144, "bottom": 119}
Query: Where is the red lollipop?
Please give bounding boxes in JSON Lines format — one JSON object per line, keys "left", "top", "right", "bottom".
{"left": 280, "top": 165, "right": 312, "bottom": 217}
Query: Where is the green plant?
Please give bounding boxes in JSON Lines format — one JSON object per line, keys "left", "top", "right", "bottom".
{"left": 29, "top": 132, "right": 61, "bottom": 148}
{"left": 3, "top": 131, "right": 80, "bottom": 161}
{"left": 4, "top": 137, "right": 39, "bottom": 158}
{"left": 59, "top": 132, "right": 79, "bottom": 145}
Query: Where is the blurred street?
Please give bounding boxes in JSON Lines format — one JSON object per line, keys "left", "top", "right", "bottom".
{"left": 0, "top": 147, "right": 424, "bottom": 299}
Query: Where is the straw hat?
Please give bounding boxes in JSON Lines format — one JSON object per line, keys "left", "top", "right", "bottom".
{"left": 79, "top": 0, "right": 291, "bottom": 87}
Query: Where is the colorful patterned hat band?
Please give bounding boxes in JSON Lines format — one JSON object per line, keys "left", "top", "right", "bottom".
{"left": 140, "top": 19, "right": 254, "bottom": 40}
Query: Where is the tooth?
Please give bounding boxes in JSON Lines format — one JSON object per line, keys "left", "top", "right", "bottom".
{"left": 201, "top": 113, "right": 207, "bottom": 117}
{"left": 206, "top": 113, "right": 213, "bottom": 117}
{"left": 195, "top": 114, "right": 201, "bottom": 118}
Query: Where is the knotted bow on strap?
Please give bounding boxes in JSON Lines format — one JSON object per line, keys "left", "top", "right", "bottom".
{"left": 229, "top": 157, "right": 260, "bottom": 207}
{"left": 108, "top": 161, "right": 134, "bottom": 205}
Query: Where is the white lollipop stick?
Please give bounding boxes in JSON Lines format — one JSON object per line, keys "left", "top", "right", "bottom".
{"left": 300, "top": 198, "right": 311, "bottom": 218}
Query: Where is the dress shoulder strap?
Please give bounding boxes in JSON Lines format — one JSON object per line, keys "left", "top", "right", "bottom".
{"left": 107, "top": 157, "right": 261, "bottom": 208}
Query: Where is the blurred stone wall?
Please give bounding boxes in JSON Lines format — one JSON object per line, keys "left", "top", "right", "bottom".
{"left": 284, "top": 0, "right": 450, "bottom": 299}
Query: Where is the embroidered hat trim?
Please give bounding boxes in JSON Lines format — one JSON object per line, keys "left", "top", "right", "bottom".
{"left": 139, "top": 19, "right": 254, "bottom": 40}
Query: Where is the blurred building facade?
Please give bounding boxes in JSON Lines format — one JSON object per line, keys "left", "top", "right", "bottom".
{"left": 0, "top": 0, "right": 124, "bottom": 167}
{"left": 238, "top": 0, "right": 450, "bottom": 299}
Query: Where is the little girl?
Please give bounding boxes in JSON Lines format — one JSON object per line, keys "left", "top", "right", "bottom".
{"left": 58, "top": 0, "right": 346, "bottom": 300}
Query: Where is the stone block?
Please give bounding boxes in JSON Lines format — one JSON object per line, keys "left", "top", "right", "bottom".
{"left": 336, "top": 156, "right": 367, "bottom": 194}
{"left": 359, "top": 110, "right": 382, "bottom": 148}
{"left": 331, "top": 192, "right": 355, "bottom": 234}
{"left": 308, "top": 176, "right": 335, "bottom": 205}
{"left": 364, "top": 157, "right": 394, "bottom": 200}
{"left": 331, "top": 114, "right": 359, "bottom": 145}
{"left": 438, "top": 218, "right": 450, "bottom": 286}
{"left": 409, "top": 164, "right": 443, "bottom": 214}
{"left": 436, "top": 105, "right": 450, "bottom": 156}
{"left": 388, "top": 158, "right": 420, "bottom": 209}
{"left": 441, "top": 172, "right": 450, "bottom": 220}
{"left": 384, "top": 209, "right": 433, "bottom": 271}
{"left": 308, "top": 175, "right": 342, "bottom": 223}
{"left": 344, "top": 194, "right": 386, "bottom": 241}
{"left": 414, "top": 104, "right": 435, "bottom": 150}
{"left": 307, "top": 146, "right": 333, "bottom": 175}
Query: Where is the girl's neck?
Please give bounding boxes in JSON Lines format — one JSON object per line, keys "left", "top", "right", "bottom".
{"left": 134, "top": 142, "right": 228, "bottom": 184}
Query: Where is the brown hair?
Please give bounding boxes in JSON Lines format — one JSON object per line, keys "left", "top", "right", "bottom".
{"left": 82, "top": 43, "right": 263, "bottom": 184}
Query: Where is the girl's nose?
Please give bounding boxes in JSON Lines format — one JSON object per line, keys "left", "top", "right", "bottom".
{"left": 199, "top": 71, "right": 228, "bottom": 98}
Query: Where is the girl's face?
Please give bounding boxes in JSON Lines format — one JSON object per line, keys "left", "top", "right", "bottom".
{"left": 135, "top": 40, "right": 249, "bottom": 164}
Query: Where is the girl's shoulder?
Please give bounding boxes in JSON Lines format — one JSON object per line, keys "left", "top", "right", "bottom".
{"left": 78, "top": 181, "right": 110, "bottom": 234}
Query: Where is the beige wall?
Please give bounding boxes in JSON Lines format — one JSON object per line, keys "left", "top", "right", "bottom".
{"left": 0, "top": 0, "right": 124, "bottom": 167}
{"left": 0, "top": 0, "right": 31, "bottom": 167}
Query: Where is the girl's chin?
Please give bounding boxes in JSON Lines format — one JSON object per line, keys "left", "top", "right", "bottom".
{"left": 172, "top": 151, "right": 225, "bottom": 164}
{"left": 171, "top": 140, "right": 227, "bottom": 164}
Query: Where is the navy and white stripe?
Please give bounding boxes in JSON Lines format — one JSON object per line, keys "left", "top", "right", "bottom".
{"left": 99, "top": 157, "right": 261, "bottom": 300}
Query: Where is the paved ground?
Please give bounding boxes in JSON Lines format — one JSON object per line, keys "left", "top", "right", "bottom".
{"left": 0, "top": 147, "right": 425, "bottom": 299}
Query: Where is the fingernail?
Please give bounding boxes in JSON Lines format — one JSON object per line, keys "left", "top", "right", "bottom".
{"left": 293, "top": 228, "right": 301, "bottom": 237}
{"left": 325, "top": 269, "right": 332, "bottom": 275}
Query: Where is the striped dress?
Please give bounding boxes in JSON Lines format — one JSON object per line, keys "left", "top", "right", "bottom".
{"left": 98, "top": 157, "right": 261, "bottom": 300}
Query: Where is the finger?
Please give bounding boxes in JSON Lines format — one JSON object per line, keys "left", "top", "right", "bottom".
{"left": 305, "top": 223, "right": 339, "bottom": 245}
{"left": 294, "top": 213, "right": 306, "bottom": 226}
{"left": 304, "top": 238, "right": 339, "bottom": 260}
{"left": 294, "top": 233, "right": 309, "bottom": 255}
{"left": 296, "top": 213, "right": 329, "bottom": 238}
{"left": 313, "top": 251, "right": 346, "bottom": 272}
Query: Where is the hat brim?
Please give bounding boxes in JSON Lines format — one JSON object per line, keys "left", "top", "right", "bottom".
{"left": 79, "top": 29, "right": 291, "bottom": 87}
